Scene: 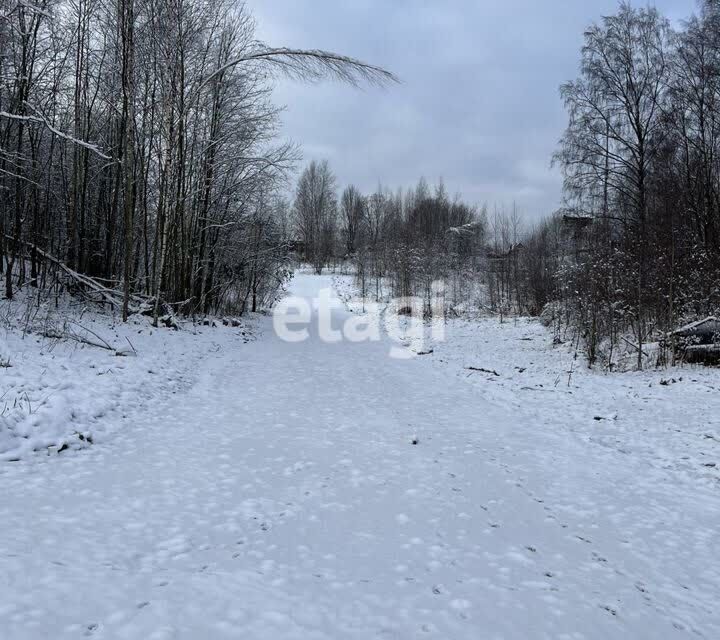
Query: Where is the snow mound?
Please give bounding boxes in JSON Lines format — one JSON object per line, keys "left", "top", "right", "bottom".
{"left": 0, "top": 293, "right": 252, "bottom": 462}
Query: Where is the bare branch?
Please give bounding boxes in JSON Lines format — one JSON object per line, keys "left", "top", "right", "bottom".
{"left": 203, "top": 46, "right": 399, "bottom": 90}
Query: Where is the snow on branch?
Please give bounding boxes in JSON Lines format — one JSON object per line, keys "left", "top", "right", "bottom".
{"left": 0, "top": 105, "right": 112, "bottom": 160}
{"left": 0, "top": 166, "right": 41, "bottom": 186}
{"left": 203, "top": 46, "right": 399, "bottom": 90}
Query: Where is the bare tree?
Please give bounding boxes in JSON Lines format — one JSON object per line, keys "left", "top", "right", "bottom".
{"left": 340, "top": 185, "right": 365, "bottom": 255}
{"left": 292, "top": 160, "right": 338, "bottom": 274}
{"left": 555, "top": 3, "right": 671, "bottom": 368}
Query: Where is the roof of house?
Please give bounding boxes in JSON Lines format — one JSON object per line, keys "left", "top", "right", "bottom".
{"left": 672, "top": 316, "right": 720, "bottom": 337}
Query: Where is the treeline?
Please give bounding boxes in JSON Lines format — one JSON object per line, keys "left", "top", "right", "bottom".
{"left": 292, "top": 161, "right": 484, "bottom": 311}
{"left": 292, "top": 160, "right": 528, "bottom": 317}
{"left": 0, "top": 0, "right": 392, "bottom": 321}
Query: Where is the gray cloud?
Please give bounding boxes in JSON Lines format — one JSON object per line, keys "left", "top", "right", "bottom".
{"left": 253, "top": 0, "right": 693, "bottom": 221}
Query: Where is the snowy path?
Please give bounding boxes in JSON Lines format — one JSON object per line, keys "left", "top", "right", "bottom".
{"left": 2, "top": 274, "right": 718, "bottom": 639}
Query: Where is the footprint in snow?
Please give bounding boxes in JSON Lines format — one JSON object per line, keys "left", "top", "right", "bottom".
{"left": 600, "top": 605, "right": 618, "bottom": 617}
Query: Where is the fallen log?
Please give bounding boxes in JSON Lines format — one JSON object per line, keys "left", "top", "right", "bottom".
{"left": 5, "top": 235, "right": 179, "bottom": 328}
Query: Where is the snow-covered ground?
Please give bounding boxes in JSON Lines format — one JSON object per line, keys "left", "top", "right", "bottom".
{"left": 1, "top": 272, "right": 719, "bottom": 639}
{"left": 0, "top": 294, "right": 254, "bottom": 461}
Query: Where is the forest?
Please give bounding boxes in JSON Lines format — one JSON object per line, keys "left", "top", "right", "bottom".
{"left": 2, "top": 0, "right": 719, "bottom": 368}
{"left": 0, "top": 0, "right": 393, "bottom": 322}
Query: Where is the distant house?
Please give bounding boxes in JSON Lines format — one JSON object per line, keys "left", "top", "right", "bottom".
{"left": 486, "top": 243, "right": 525, "bottom": 262}
{"left": 561, "top": 214, "right": 594, "bottom": 242}
{"left": 562, "top": 214, "right": 594, "bottom": 229}
{"left": 672, "top": 316, "right": 720, "bottom": 341}
{"left": 484, "top": 244, "right": 526, "bottom": 282}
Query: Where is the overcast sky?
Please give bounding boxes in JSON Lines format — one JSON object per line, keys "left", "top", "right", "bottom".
{"left": 253, "top": 1, "right": 694, "bottom": 221}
